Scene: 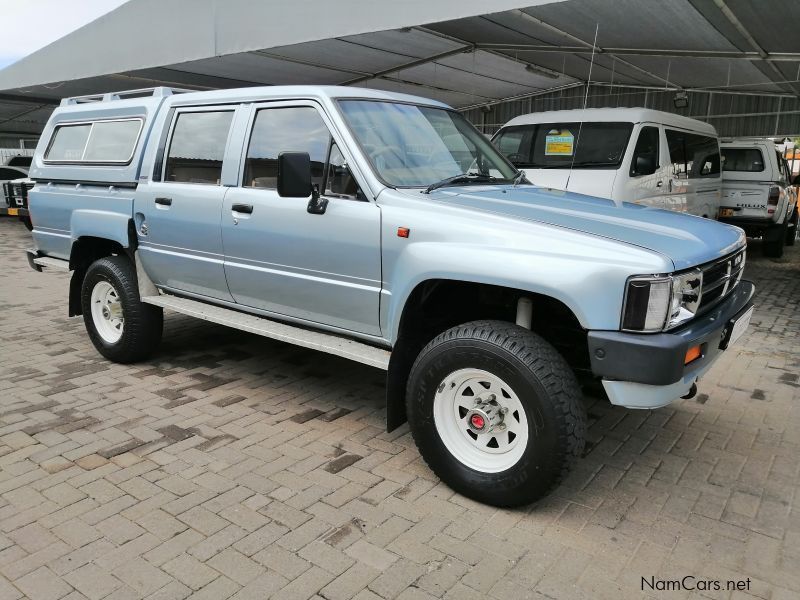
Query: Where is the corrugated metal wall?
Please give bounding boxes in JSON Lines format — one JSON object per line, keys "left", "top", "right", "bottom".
{"left": 463, "top": 85, "right": 800, "bottom": 139}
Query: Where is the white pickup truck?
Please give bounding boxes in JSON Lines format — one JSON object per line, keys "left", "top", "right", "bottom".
{"left": 719, "top": 139, "right": 798, "bottom": 257}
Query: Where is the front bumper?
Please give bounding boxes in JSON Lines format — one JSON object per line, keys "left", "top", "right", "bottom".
{"left": 587, "top": 280, "right": 755, "bottom": 408}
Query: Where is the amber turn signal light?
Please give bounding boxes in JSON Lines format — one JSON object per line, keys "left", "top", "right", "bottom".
{"left": 684, "top": 344, "right": 702, "bottom": 365}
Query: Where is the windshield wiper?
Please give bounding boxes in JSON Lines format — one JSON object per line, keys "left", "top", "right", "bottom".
{"left": 424, "top": 173, "right": 496, "bottom": 194}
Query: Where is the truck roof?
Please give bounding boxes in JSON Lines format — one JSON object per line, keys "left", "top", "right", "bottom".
{"left": 167, "top": 85, "right": 450, "bottom": 109}
{"left": 720, "top": 137, "right": 777, "bottom": 147}
{"left": 502, "top": 107, "right": 717, "bottom": 137}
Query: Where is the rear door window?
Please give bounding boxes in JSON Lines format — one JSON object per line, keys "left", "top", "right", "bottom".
{"left": 164, "top": 111, "right": 234, "bottom": 184}
{"left": 666, "top": 129, "right": 720, "bottom": 178}
{"left": 721, "top": 148, "right": 764, "bottom": 172}
{"left": 495, "top": 122, "right": 632, "bottom": 169}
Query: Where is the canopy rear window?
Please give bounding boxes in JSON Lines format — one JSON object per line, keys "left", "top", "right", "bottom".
{"left": 45, "top": 118, "right": 143, "bottom": 164}
{"left": 721, "top": 148, "right": 765, "bottom": 172}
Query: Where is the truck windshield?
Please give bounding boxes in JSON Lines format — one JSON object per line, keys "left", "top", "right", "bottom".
{"left": 338, "top": 100, "right": 517, "bottom": 187}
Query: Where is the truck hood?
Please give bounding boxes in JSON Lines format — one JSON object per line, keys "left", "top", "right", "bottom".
{"left": 428, "top": 185, "right": 745, "bottom": 270}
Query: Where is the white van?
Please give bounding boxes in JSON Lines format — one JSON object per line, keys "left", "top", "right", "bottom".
{"left": 493, "top": 108, "right": 722, "bottom": 218}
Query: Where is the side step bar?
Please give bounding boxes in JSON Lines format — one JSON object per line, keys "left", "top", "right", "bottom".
{"left": 31, "top": 255, "right": 70, "bottom": 272}
{"left": 141, "top": 294, "right": 391, "bottom": 370}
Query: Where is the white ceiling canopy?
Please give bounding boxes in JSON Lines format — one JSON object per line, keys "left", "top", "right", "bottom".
{"left": 1, "top": 0, "right": 798, "bottom": 138}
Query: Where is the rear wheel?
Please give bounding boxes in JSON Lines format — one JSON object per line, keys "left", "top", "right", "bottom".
{"left": 786, "top": 208, "right": 798, "bottom": 246}
{"left": 407, "top": 320, "right": 586, "bottom": 507}
{"left": 81, "top": 256, "right": 163, "bottom": 363}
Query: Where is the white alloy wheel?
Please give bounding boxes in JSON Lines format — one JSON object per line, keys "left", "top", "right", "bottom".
{"left": 433, "top": 368, "right": 529, "bottom": 473}
{"left": 90, "top": 280, "right": 124, "bottom": 344}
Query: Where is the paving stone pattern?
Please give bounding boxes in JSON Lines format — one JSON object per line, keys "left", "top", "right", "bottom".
{"left": 1, "top": 218, "right": 798, "bottom": 599}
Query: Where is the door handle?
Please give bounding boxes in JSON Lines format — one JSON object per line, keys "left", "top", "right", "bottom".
{"left": 656, "top": 180, "right": 663, "bottom": 187}
{"left": 232, "top": 203, "right": 253, "bottom": 214}
{"left": 155, "top": 197, "right": 172, "bottom": 206}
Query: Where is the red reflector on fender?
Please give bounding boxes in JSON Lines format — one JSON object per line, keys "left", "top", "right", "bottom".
{"left": 397, "top": 227, "right": 410, "bottom": 238}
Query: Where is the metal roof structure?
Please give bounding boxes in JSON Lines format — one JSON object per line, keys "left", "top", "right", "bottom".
{"left": 1, "top": 0, "right": 799, "bottom": 141}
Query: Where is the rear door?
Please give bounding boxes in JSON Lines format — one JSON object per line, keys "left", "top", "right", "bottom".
{"left": 221, "top": 101, "right": 382, "bottom": 335}
{"left": 135, "top": 106, "right": 236, "bottom": 301}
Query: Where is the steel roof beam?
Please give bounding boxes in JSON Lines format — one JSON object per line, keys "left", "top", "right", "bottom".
{"left": 710, "top": 0, "right": 800, "bottom": 97}
{"left": 475, "top": 44, "right": 800, "bottom": 62}
{"left": 507, "top": 9, "right": 680, "bottom": 89}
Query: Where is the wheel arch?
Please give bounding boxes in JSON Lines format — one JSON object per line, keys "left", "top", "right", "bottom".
{"left": 386, "top": 278, "right": 590, "bottom": 432}
{"left": 67, "top": 224, "right": 137, "bottom": 317}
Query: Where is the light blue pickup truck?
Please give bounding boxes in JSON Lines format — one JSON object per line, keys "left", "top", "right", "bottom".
{"left": 26, "top": 86, "right": 754, "bottom": 506}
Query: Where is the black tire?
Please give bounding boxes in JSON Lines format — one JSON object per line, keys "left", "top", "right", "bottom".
{"left": 762, "top": 221, "right": 787, "bottom": 258}
{"left": 406, "top": 320, "right": 586, "bottom": 507}
{"left": 786, "top": 209, "right": 798, "bottom": 246}
{"left": 81, "top": 256, "right": 163, "bottom": 363}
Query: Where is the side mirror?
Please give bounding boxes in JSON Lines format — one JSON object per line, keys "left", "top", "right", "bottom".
{"left": 277, "top": 151, "right": 328, "bottom": 215}
{"left": 792, "top": 174, "right": 800, "bottom": 186}
{"left": 633, "top": 154, "right": 657, "bottom": 176}
{"left": 277, "top": 152, "right": 312, "bottom": 197}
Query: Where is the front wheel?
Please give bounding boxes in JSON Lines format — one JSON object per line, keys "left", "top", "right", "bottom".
{"left": 81, "top": 256, "right": 163, "bottom": 363}
{"left": 406, "top": 320, "right": 586, "bottom": 507}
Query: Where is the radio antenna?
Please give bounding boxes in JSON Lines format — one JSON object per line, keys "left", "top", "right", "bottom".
{"left": 567, "top": 23, "right": 599, "bottom": 188}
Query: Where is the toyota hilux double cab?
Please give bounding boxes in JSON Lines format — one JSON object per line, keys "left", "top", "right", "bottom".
{"left": 719, "top": 138, "right": 798, "bottom": 257}
{"left": 25, "top": 87, "right": 754, "bottom": 507}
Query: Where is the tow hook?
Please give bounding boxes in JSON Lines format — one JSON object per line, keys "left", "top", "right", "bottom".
{"left": 681, "top": 382, "right": 698, "bottom": 400}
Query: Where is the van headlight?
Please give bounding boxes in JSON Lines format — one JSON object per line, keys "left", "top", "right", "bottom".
{"left": 621, "top": 270, "right": 703, "bottom": 332}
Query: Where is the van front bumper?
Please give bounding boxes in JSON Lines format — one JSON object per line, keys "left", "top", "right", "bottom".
{"left": 587, "top": 280, "right": 755, "bottom": 409}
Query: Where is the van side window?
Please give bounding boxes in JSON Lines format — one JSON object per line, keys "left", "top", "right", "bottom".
{"left": 630, "top": 126, "right": 659, "bottom": 176}
{"left": 666, "top": 129, "right": 720, "bottom": 179}
{"left": 244, "top": 107, "right": 329, "bottom": 189}
{"left": 324, "top": 143, "right": 360, "bottom": 199}
{"left": 165, "top": 111, "right": 234, "bottom": 184}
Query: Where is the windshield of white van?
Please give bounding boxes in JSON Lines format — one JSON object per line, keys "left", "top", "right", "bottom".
{"left": 338, "top": 100, "right": 517, "bottom": 187}
{"left": 494, "top": 122, "right": 633, "bottom": 169}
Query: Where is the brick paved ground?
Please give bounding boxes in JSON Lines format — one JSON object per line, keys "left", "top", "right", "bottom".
{"left": 1, "top": 216, "right": 798, "bottom": 600}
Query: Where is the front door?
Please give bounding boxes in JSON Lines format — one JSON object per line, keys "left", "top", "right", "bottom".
{"left": 135, "top": 107, "right": 236, "bottom": 301}
{"left": 622, "top": 124, "right": 668, "bottom": 208}
{"left": 221, "top": 102, "right": 382, "bottom": 336}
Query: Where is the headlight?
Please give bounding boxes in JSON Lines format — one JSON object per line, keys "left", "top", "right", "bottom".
{"left": 622, "top": 270, "right": 703, "bottom": 332}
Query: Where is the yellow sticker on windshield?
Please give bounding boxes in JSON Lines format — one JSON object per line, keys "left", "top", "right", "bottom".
{"left": 545, "top": 129, "right": 574, "bottom": 156}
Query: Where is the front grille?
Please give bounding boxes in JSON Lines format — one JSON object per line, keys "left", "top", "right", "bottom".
{"left": 698, "top": 248, "right": 746, "bottom": 311}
